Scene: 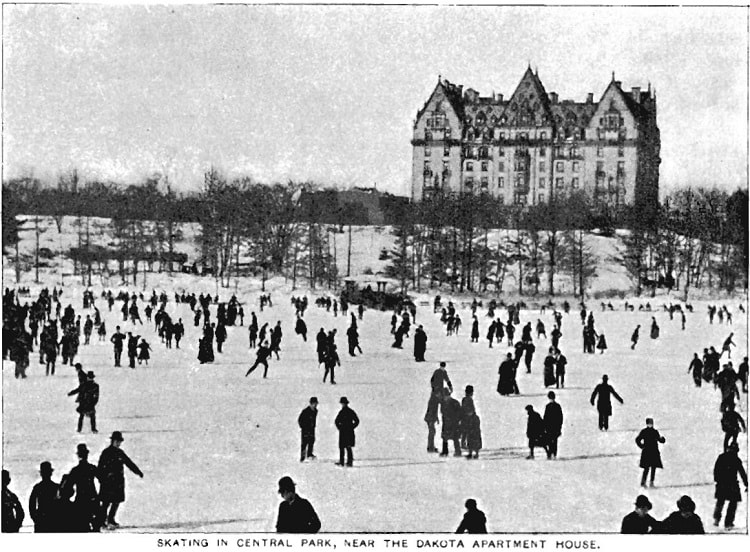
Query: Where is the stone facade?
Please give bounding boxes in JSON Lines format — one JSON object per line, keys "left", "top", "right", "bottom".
{"left": 411, "top": 68, "right": 660, "bottom": 210}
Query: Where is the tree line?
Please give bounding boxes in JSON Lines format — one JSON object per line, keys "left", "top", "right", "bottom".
{"left": 2, "top": 171, "right": 747, "bottom": 297}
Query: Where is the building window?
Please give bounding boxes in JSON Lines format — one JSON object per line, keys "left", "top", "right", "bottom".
{"left": 572, "top": 177, "right": 579, "bottom": 188}
{"left": 539, "top": 161, "right": 546, "bottom": 172}
{"left": 499, "top": 132, "right": 505, "bottom": 140}
{"left": 424, "top": 146, "right": 431, "bottom": 157}
{"left": 498, "top": 162, "right": 505, "bottom": 172}
{"left": 596, "top": 146, "right": 603, "bottom": 157}
{"left": 425, "top": 131, "right": 432, "bottom": 141}
{"left": 465, "top": 177, "right": 474, "bottom": 188}
{"left": 618, "top": 145, "right": 624, "bottom": 157}
{"left": 481, "top": 176, "right": 489, "bottom": 189}
{"left": 445, "top": 127, "right": 452, "bottom": 138}
{"left": 540, "top": 131, "right": 547, "bottom": 141}
{"left": 481, "top": 161, "right": 488, "bottom": 172}
{"left": 556, "top": 161, "right": 564, "bottom": 172}
{"left": 444, "top": 144, "right": 450, "bottom": 156}
{"left": 617, "top": 161, "right": 625, "bottom": 176}
{"left": 442, "top": 160, "right": 449, "bottom": 174}
{"left": 498, "top": 148, "right": 504, "bottom": 157}
{"left": 540, "top": 147, "right": 546, "bottom": 156}
{"left": 572, "top": 162, "right": 579, "bottom": 173}
{"left": 466, "top": 162, "right": 474, "bottom": 172}
{"left": 498, "top": 177, "right": 504, "bottom": 188}
{"left": 556, "top": 178, "right": 564, "bottom": 188}
{"left": 539, "top": 178, "right": 546, "bottom": 189}
{"left": 498, "top": 195, "right": 505, "bottom": 205}
{"left": 537, "top": 193, "right": 545, "bottom": 203}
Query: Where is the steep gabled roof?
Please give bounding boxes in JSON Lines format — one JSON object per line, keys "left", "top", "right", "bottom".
{"left": 415, "top": 78, "right": 466, "bottom": 123}
{"left": 501, "top": 67, "right": 553, "bottom": 126}
{"left": 597, "top": 76, "right": 650, "bottom": 123}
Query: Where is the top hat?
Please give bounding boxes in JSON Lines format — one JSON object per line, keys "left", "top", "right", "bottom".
{"left": 87, "top": 371, "right": 95, "bottom": 378}
{"left": 76, "top": 443, "right": 89, "bottom": 456}
{"left": 39, "top": 461, "right": 53, "bottom": 474}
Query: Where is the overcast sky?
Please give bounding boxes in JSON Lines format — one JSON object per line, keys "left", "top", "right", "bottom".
{"left": 2, "top": 4, "right": 748, "bottom": 196}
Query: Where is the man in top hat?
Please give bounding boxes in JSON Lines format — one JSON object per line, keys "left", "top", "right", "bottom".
{"left": 62, "top": 443, "right": 101, "bottom": 531}
{"left": 275, "top": 476, "right": 321, "bottom": 533}
{"left": 28, "top": 461, "right": 60, "bottom": 532}
{"left": 298, "top": 398, "right": 319, "bottom": 462}
{"left": 621, "top": 495, "right": 658, "bottom": 533}
{"left": 334, "top": 397, "right": 360, "bottom": 467}
{"left": 68, "top": 371, "right": 100, "bottom": 433}
{"left": 97, "top": 431, "right": 143, "bottom": 528}
{"left": 657, "top": 495, "right": 705, "bottom": 534}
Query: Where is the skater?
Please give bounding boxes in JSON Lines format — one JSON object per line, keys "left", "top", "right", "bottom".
{"left": 298, "top": 397, "right": 318, "bottom": 462}
{"left": 109, "top": 326, "right": 126, "bottom": 366}
{"left": 650, "top": 317, "right": 659, "bottom": 339}
{"left": 346, "top": 324, "right": 361, "bottom": 357}
{"left": 543, "top": 347, "right": 556, "bottom": 387}
{"left": 215, "top": 322, "right": 227, "bottom": 353}
{"left": 335, "top": 397, "right": 359, "bottom": 467}
{"left": 712, "top": 442, "right": 748, "bottom": 530}
{"left": 523, "top": 341, "right": 535, "bottom": 374}
{"left": 136, "top": 338, "right": 151, "bottom": 366}
{"left": 525, "top": 405, "right": 547, "bottom": 459}
{"left": 536, "top": 319, "right": 546, "bottom": 339}
{"left": 657, "top": 496, "right": 704, "bottom": 534}
{"left": 470, "top": 316, "right": 479, "bottom": 343}
{"left": 248, "top": 321, "right": 258, "bottom": 349}
{"left": 127, "top": 333, "right": 139, "bottom": 368}
{"left": 413, "top": 325, "right": 427, "bottom": 362}
{"left": 722, "top": 333, "right": 735, "bottom": 359}
{"left": 455, "top": 499, "right": 487, "bottom": 534}
{"left": 555, "top": 349, "right": 568, "bottom": 389}
{"left": 269, "top": 322, "right": 283, "bottom": 360}
{"left": 97, "top": 431, "right": 144, "bottom": 528}
{"left": 28, "top": 461, "right": 60, "bottom": 532}
{"left": 425, "top": 391, "right": 440, "bottom": 453}
{"left": 295, "top": 315, "right": 307, "bottom": 342}
{"left": 440, "top": 389, "right": 463, "bottom": 457}
{"left": 83, "top": 315, "right": 93, "bottom": 345}
{"left": 688, "top": 353, "right": 703, "bottom": 387}
{"left": 720, "top": 403, "right": 746, "bottom": 451}
{"left": 173, "top": 319, "right": 184, "bottom": 348}
{"left": 245, "top": 342, "right": 273, "bottom": 378}
{"left": 739, "top": 357, "right": 748, "bottom": 393}
{"left": 636, "top": 418, "right": 666, "bottom": 488}
{"left": 590, "top": 375, "right": 624, "bottom": 431}
{"left": 621, "top": 495, "right": 658, "bottom": 534}
{"left": 2, "top": 469, "right": 24, "bottom": 533}
{"left": 68, "top": 371, "right": 99, "bottom": 433}
{"left": 497, "top": 353, "right": 518, "bottom": 396}
{"left": 543, "top": 391, "right": 563, "bottom": 459}
{"left": 62, "top": 444, "right": 101, "bottom": 532}
{"left": 631, "top": 325, "right": 640, "bottom": 350}
{"left": 462, "top": 386, "right": 482, "bottom": 459}
{"left": 275, "top": 476, "right": 321, "bottom": 533}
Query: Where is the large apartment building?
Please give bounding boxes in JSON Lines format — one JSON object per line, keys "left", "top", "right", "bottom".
{"left": 411, "top": 67, "right": 660, "bottom": 210}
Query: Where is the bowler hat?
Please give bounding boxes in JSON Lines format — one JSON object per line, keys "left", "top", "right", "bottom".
{"left": 676, "top": 495, "right": 696, "bottom": 513}
{"left": 76, "top": 443, "right": 89, "bottom": 456}
{"left": 39, "top": 461, "right": 53, "bottom": 474}
{"left": 339, "top": 396, "right": 349, "bottom": 405}
{"left": 278, "top": 476, "right": 295, "bottom": 492}
{"left": 635, "top": 495, "right": 652, "bottom": 509}
{"left": 309, "top": 397, "right": 319, "bottom": 404}
{"left": 110, "top": 431, "right": 124, "bottom": 442}
{"left": 74, "top": 363, "right": 83, "bottom": 370}
{"left": 439, "top": 361, "right": 446, "bottom": 368}
{"left": 87, "top": 371, "right": 95, "bottom": 378}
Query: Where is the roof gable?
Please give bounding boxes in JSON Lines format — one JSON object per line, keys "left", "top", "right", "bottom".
{"left": 501, "top": 67, "right": 553, "bottom": 126}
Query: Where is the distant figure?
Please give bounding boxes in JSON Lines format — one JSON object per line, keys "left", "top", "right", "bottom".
{"left": 525, "top": 405, "right": 547, "bottom": 459}
{"left": 455, "top": 499, "right": 487, "bottom": 534}
{"left": 720, "top": 403, "right": 746, "bottom": 451}
{"left": 636, "top": 418, "right": 666, "bottom": 488}
{"left": 657, "top": 495, "right": 704, "bottom": 534}
{"left": 712, "top": 442, "right": 748, "bottom": 530}
{"left": 413, "top": 325, "right": 427, "bottom": 362}
{"left": 298, "top": 397, "right": 318, "bottom": 462}
{"left": 590, "top": 375, "right": 624, "bottom": 431}
{"left": 543, "top": 391, "right": 563, "bottom": 459}
{"left": 630, "top": 325, "right": 640, "bottom": 350}
{"left": 275, "top": 477, "right": 321, "bottom": 533}
{"left": 621, "top": 495, "right": 658, "bottom": 534}
{"left": 688, "top": 353, "right": 703, "bottom": 387}
{"left": 68, "top": 371, "right": 99, "bottom": 433}
{"left": 335, "top": 397, "right": 360, "bottom": 467}
{"left": 650, "top": 317, "right": 659, "bottom": 340}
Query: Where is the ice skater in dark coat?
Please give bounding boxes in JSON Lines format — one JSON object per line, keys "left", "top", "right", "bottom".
{"left": 635, "top": 418, "right": 665, "bottom": 487}
{"left": 525, "top": 405, "right": 547, "bottom": 459}
{"left": 455, "top": 499, "right": 487, "bottom": 533}
{"left": 62, "top": 444, "right": 101, "bottom": 532}
{"left": 630, "top": 325, "right": 640, "bottom": 350}
{"left": 276, "top": 476, "right": 321, "bottom": 533}
{"left": 28, "top": 461, "right": 60, "bottom": 532}
{"left": 245, "top": 342, "right": 273, "bottom": 378}
{"left": 688, "top": 353, "right": 703, "bottom": 387}
{"left": 97, "top": 431, "right": 143, "bottom": 528}
{"left": 440, "top": 389, "right": 463, "bottom": 457}
{"left": 295, "top": 316, "right": 308, "bottom": 342}
{"left": 712, "top": 442, "right": 748, "bottom": 529}
{"left": 590, "top": 375, "right": 624, "bottom": 431}
{"left": 335, "top": 397, "right": 360, "bottom": 466}
{"left": 298, "top": 397, "right": 318, "bottom": 462}
{"left": 413, "top": 325, "right": 427, "bottom": 362}
{"left": 543, "top": 391, "right": 563, "bottom": 459}
{"left": 621, "top": 495, "right": 658, "bottom": 534}
{"left": 68, "top": 371, "right": 99, "bottom": 433}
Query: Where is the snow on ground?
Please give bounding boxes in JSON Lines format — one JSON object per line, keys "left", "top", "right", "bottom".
{"left": 1, "top": 275, "right": 748, "bottom": 533}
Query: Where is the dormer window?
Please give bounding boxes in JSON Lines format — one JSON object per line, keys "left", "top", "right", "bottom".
{"left": 425, "top": 131, "right": 433, "bottom": 141}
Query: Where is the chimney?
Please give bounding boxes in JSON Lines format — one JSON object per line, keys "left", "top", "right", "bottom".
{"left": 550, "top": 92, "right": 558, "bottom": 104}
{"left": 615, "top": 80, "right": 622, "bottom": 88}
{"left": 631, "top": 87, "right": 641, "bottom": 103}
{"left": 498, "top": 93, "right": 504, "bottom": 103}
{"left": 586, "top": 93, "right": 594, "bottom": 104}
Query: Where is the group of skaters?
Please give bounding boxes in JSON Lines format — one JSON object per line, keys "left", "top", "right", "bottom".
{"left": 2, "top": 431, "right": 143, "bottom": 533}
{"left": 296, "top": 396, "right": 360, "bottom": 466}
